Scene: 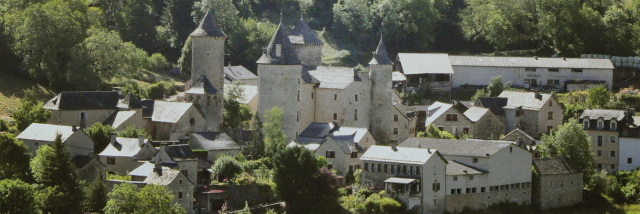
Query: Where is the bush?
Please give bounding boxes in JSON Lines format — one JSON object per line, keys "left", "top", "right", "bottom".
{"left": 379, "top": 197, "right": 402, "bottom": 213}
{"left": 146, "top": 53, "right": 170, "bottom": 72}
{"left": 210, "top": 155, "right": 243, "bottom": 182}
{"left": 145, "top": 81, "right": 176, "bottom": 100}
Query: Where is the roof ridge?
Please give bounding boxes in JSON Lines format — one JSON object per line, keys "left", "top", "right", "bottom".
{"left": 190, "top": 9, "right": 227, "bottom": 37}
{"left": 257, "top": 22, "right": 301, "bottom": 65}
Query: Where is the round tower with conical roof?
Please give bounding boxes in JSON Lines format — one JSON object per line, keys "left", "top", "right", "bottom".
{"left": 369, "top": 35, "right": 393, "bottom": 144}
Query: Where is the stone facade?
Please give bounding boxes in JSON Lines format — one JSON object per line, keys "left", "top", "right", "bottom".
{"left": 369, "top": 64, "right": 394, "bottom": 144}
{"left": 47, "top": 109, "right": 115, "bottom": 128}
{"left": 445, "top": 186, "right": 531, "bottom": 213}
{"left": 537, "top": 173, "right": 582, "bottom": 210}
{"left": 257, "top": 64, "right": 303, "bottom": 139}
{"left": 292, "top": 43, "right": 322, "bottom": 67}
{"left": 428, "top": 104, "right": 474, "bottom": 138}
{"left": 584, "top": 129, "right": 619, "bottom": 172}
{"left": 471, "top": 110, "right": 505, "bottom": 140}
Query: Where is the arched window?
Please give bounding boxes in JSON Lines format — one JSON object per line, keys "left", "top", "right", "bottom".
{"left": 583, "top": 119, "right": 590, "bottom": 129}
{"left": 207, "top": 97, "right": 211, "bottom": 106}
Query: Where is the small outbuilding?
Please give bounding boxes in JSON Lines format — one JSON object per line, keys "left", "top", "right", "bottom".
{"left": 533, "top": 157, "right": 583, "bottom": 210}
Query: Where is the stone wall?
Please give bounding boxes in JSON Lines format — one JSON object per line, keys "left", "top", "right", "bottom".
{"left": 445, "top": 186, "right": 531, "bottom": 213}
{"left": 292, "top": 44, "right": 322, "bottom": 67}
{"left": 191, "top": 37, "right": 225, "bottom": 91}
{"left": 538, "top": 173, "right": 582, "bottom": 210}
{"left": 536, "top": 97, "right": 563, "bottom": 138}
{"left": 369, "top": 64, "right": 393, "bottom": 144}
{"left": 47, "top": 109, "right": 115, "bottom": 128}
{"left": 429, "top": 106, "right": 474, "bottom": 138}
{"left": 100, "top": 156, "right": 145, "bottom": 175}
{"left": 209, "top": 184, "right": 277, "bottom": 210}
{"left": 472, "top": 111, "right": 505, "bottom": 140}
{"left": 257, "top": 64, "right": 302, "bottom": 141}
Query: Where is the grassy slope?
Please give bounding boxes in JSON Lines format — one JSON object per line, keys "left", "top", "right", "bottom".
{"left": 0, "top": 73, "right": 54, "bottom": 121}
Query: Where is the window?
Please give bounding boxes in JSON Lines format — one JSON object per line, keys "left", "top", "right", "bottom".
{"left": 334, "top": 94, "right": 337, "bottom": 100}
{"left": 481, "top": 187, "right": 486, "bottom": 193}
{"left": 453, "top": 176, "right": 458, "bottom": 181}
{"left": 190, "top": 118, "right": 195, "bottom": 126}
{"left": 446, "top": 114, "right": 458, "bottom": 121}
{"left": 598, "top": 120, "right": 604, "bottom": 129}
{"left": 547, "top": 126, "right": 553, "bottom": 133}
{"left": 611, "top": 136, "right": 616, "bottom": 143}
{"left": 405, "top": 165, "right": 411, "bottom": 174}
{"left": 328, "top": 164, "right": 333, "bottom": 169}
{"left": 297, "top": 111, "right": 300, "bottom": 122}
{"left": 611, "top": 120, "right": 617, "bottom": 130}
{"left": 451, "top": 189, "right": 456, "bottom": 195}
{"left": 466, "top": 188, "right": 471, "bottom": 193}
{"left": 584, "top": 120, "right": 590, "bottom": 129}
{"left": 560, "top": 182, "right": 563, "bottom": 186}
{"left": 516, "top": 110, "right": 522, "bottom": 117}
{"left": 525, "top": 68, "right": 537, "bottom": 72}
{"left": 412, "top": 166, "right": 417, "bottom": 175}
{"left": 416, "top": 166, "right": 420, "bottom": 174}
{"left": 374, "top": 164, "right": 379, "bottom": 172}
{"left": 524, "top": 79, "right": 537, "bottom": 86}
{"left": 326, "top": 151, "right": 335, "bottom": 158}
{"left": 472, "top": 158, "right": 478, "bottom": 163}
{"left": 311, "top": 92, "right": 314, "bottom": 99}
{"left": 548, "top": 112, "right": 553, "bottom": 120}
{"left": 597, "top": 150, "right": 603, "bottom": 157}
{"left": 571, "top": 69, "right": 583, "bottom": 73}
{"left": 611, "top": 164, "right": 616, "bottom": 170}
{"left": 393, "top": 165, "right": 398, "bottom": 173}
{"left": 472, "top": 187, "right": 477, "bottom": 193}
{"left": 297, "top": 91, "right": 300, "bottom": 101}
{"left": 548, "top": 68, "right": 559, "bottom": 72}
{"left": 597, "top": 136, "right": 603, "bottom": 146}
{"left": 463, "top": 127, "right": 469, "bottom": 134}
{"left": 107, "top": 157, "right": 115, "bottom": 165}
{"left": 365, "top": 163, "right": 371, "bottom": 171}
{"left": 385, "top": 164, "right": 389, "bottom": 173}
{"left": 354, "top": 109, "right": 358, "bottom": 121}
{"left": 433, "top": 182, "right": 440, "bottom": 192}
{"left": 610, "top": 151, "right": 616, "bottom": 158}
{"left": 393, "top": 128, "right": 398, "bottom": 135}
{"left": 550, "top": 101, "right": 553, "bottom": 106}
{"left": 351, "top": 152, "right": 358, "bottom": 158}
{"left": 394, "top": 114, "right": 399, "bottom": 121}
{"left": 354, "top": 95, "right": 358, "bottom": 101}
{"left": 630, "top": 158, "right": 634, "bottom": 164}
{"left": 79, "top": 112, "right": 87, "bottom": 120}
{"left": 333, "top": 113, "right": 337, "bottom": 120}
{"left": 469, "top": 175, "right": 474, "bottom": 180}
{"left": 457, "top": 189, "right": 461, "bottom": 194}
{"left": 437, "top": 126, "right": 444, "bottom": 131}
{"left": 181, "top": 170, "right": 188, "bottom": 177}
{"left": 178, "top": 192, "right": 183, "bottom": 199}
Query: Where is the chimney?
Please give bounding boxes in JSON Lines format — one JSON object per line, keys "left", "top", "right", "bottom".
{"left": 427, "top": 148, "right": 432, "bottom": 154}
{"left": 276, "top": 44, "right": 282, "bottom": 57}
{"left": 110, "top": 132, "right": 117, "bottom": 144}
{"left": 563, "top": 57, "right": 567, "bottom": 61}
{"left": 534, "top": 92, "right": 542, "bottom": 100}
{"left": 72, "top": 125, "right": 77, "bottom": 132}
{"left": 153, "top": 162, "right": 163, "bottom": 176}
{"left": 112, "top": 87, "right": 123, "bottom": 96}
{"left": 391, "top": 146, "right": 398, "bottom": 152}
{"left": 138, "top": 135, "right": 145, "bottom": 147}
{"left": 534, "top": 56, "right": 538, "bottom": 60}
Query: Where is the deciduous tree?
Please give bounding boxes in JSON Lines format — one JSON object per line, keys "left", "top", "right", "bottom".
{"left": 0, "top": 133, "right": 32, "bottom": 182}
{"left": 263, "top": 107, "right": 287, "bottom": 156}
{"left": 85, "top": 122, "right": 116, "bottom": 154}
{"left": 0, "top": 179, "right": 40, "bottom": 214}
{"left": 12, "top": 87, "right": 50, "bottom": 131}
{"left": 539, "top": 119, "right": 594, "bottom": 182}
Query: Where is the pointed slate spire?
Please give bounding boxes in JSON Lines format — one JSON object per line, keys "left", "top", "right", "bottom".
{"left": 369, "top": 34, "right": 392, "bottom": 65}
{"left": 186, "top": 74, "right": 218, "bottom": 94}
{"left": 190, "top": 9, "right": 226, "bottom": 37}
{"left": 289, "top": 12, "right": 322, "bottom": 44}
{"left": 256, "top": 16, "right": 301, "bottom": 65}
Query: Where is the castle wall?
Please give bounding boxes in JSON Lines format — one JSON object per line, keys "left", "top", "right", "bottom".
{"left": 299, "top": 83, "right": 316, "bottom": 133}
{"left": 293, "top": 44, "right": 322, "bottom": 67}
{"left": 257, "top": 64, "right": 302, "bottom": 140}
{"left": 191, "top": 37, "right": 225, "bottom": 91}
{"left": 369, "top": 65, "right": 394, "bottom": 144}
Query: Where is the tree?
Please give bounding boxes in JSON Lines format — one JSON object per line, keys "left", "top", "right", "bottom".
{"left": 0, "top": 133, "right": 32, "bottom": 182}
{"left": 84, "top": 179, "right": 109, "bottom": 212}
{"left": 223, "top": 81, "right": 253, "bottom": 131}
{"left": 248, "top": 113, "right": 265, "bottom": 159}
{"left": 0, "top": 179, "right": 40, "bottom": 214}
{"left": 104, "top": 183, "right": 139, "bottom": 214}
{"left": 117, "top": 125, "right": 149, "bottom": 138}
{"left": 539, "top": 119, "right": 594, "bottom": 182}
{"left": 85, "top": 122, "right": 116, "bottom": 154}
{"left": 146, "top": 81, "right": 177, "bottom": 100}
{"left": 417, "top": 124, "right": 455, "bottom": 139}
{"left": 82, "top": 28, "right": 151, "bottom": 80}
{"left": 135, "top": 185, "right": 186, "bottom": 214}
{"left": 157, "top": 0, "right": 196, "bottom": 60}
{"left": 177, "top": 37, "right": 192, "bottom": 76}
{"left": 210, "top": 155, "right": 243, "bottom": 182}
{"left": 487, "top": 76, "right": 507, "bottom": 97}
{"left": 12, "top": 87, "right": 51, "bottom": 131}
{"left": 101, "top": 0, "right": 160, "bottom": 54}
{"left": 273, "top": 146, "right": 321, "bottom": 213}
{"left": 263, "top": 107, "right": 287, "bottom": 156}
{"left": 587, "top": 85, "right": 609, "bottom": 108}
{"left": 121, "top": 81, "right": 146, "bottom": 99}
{"left": 31, "top": 133, "right": 83, "bottom": 213}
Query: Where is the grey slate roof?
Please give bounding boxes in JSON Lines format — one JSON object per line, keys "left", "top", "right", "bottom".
{"left": 463, "top": 106, "right": 490, "bottom": 122}
{"left": 449, "top": 55, "right": 614, "bottom": 69}
{"left": 190, "top": 9, "right": 226, "bottom": 37}
{"left": 498, "top": 91, "right": 551, "bottom": 110}
{"left": 140, "top": 100, "right": 155, "bottom": 118}
{"left": 72, "top": 155, "right": 105, "bottom": 169}
{"left": 103, "top": 110, "right": 137, "bottom": 129}
{"left": 579, "top": 109, "right": 626, "bottom": 121}
{"left": 186, "top": 74, "right": 218, "bottom": 94}
{"left": 163, "top": 144, "right": 197, "bottom": 161}
{"left": 129, "top": 161, "right": 170, "bottom": 177}
{"left": 17, "top": 123, "right": 76, "bottom": 142}
{"left": 533, "top": 157, "right": 581, "bottom": 175}
{"left": 98, "top": 137, "right": 151, "bottom": 158}
{"left": 143, "top": 169, "right": 182, "bottom": 186}
{"left": 299, "top": 123, "right": 336, "bottom": 138}
{"left": 224, "top": 66, "right": 257, "bottom": 81}
{"left": 426, "top": 102, "right": 453, "bottom": 126}
{"left": 502, "top": 128, "right": 536, "bottom": 142}
{"left": 288, "top": 18, "right": 322, "bottom": 44}
{"left": 293, "top": 137, "right": 326, "bottom": 145}
{"left": 361, "top": 145, "right": 439, "bottom": 164}
{"left": 400, "top": 138, "right": 514, "bottom": 157}
{"left": 190, "top": 132, "right": 241, "bottom": 151}
{"left": 256, "top": 22, "right": 301, "bottom": 65}
{"left": 44, "top": 91, "right": 119, "bottom": 110}
{"left": 117, "top": 93, "right": 143, "bottom": 109}
{"left": 307, "top": 66, "right": 356, "bottom": 89}
{"left": 331, "top": 134, "right": 362, "bottom": 154}
{"left": 476, "top": 97, "right": 508, "bottom": 116}
{"left": 151, "top": 101, "right": 195, "bottom": 123}
{"left": 369, "top": 36, "right": 392, "bottom": 65}
{"left": 446, "top": 161, "right": 488, "bottom": 175}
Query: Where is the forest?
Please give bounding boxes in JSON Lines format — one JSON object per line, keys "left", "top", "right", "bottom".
{"left": 3, "top": 0, "right": 640, "bottom": 91}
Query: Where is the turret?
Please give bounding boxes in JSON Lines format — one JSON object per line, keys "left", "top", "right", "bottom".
{"left": 288, "top": 14, "right": 323, "bottom": 67}
{"left": 369, "top": 35, "right": 393, "bottom": 144}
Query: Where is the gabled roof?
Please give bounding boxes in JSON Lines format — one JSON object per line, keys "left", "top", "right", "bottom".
{"left": 190, "top": 9, "right": 226, "bottom": 37}
{"left": 397, "top": 53, "right": 454, "bottom": 74}
{"left": 400, "top": 138, "right": 514, "bottom": 157}
{"left": 190, "top": 132, "right": 241, "bottom": 151}
{"left": 498, "top": 91, "right": 552, "bottom": 110}
{"left": 476, "top": 97, "right": 508, "bottom": 116}
{"left": 238, "top": 85, "right": 257, "bottom": 104}
{"left": 288, "top": 17, "right": 322, "bottom": 44}
{"left": 426, "top": 102, "right": 453, "bottom": 126}
{"left": 117, "top": 93, "right": 143, "bottom": 109}
{"left": 144, "top": 169, "right": 192, "bottom": 186}
{"left": 186, "top": 74, "right": 218, "bottom": 95}
{"left": 307, "top": 66, "right": 356, "bottom": 89}
{"left": 153, "top": 144, "right": 197, "bottom": 162}
{"left": 361, "top": 145, "right": 440, "bottom": 164}
{"left": 448, "top": 55, "right": 614, "bottom": 69}
{"left": 299, "top": 123, "right": 336, "bottom": 138}
{"left": 369, "top": 35, "right": 392, "bottom": 65}
{"left": 129, "top": 161, "right": 171, "bottom": 177}
{"left": 257, "top": 22, "right": 301, "bottom": 65}
{"left": 17, "top": 123, "right": 76, "bottom": 142}
{"left": 44, "top": 91, "right": 119, "bottom": 110}
{"left": 580, "top": 109, "right": 626, "bottom": 121}
{"left": 151, "top": 101, "right": 195, "bottom": 123}
{"left": 330, "top": 134, "right": 363, "bottom": 154}
{"left": 533, "top": 157, "right": 581, "bottom": 175}
{"left": 463, "top": 106, "right": 490, "bottom": 122}
{"left": 392, "top": 71, "right": 406, "bottom": 81}
{"left": 501, "top": 128, "right": 536, "bottom": 142}
{"left": 98, "top": 137, "right": 150, "bottom": 157}
{"left": 107, "top": 110, "right": 138, "bottom": 129}
{"left": 331, "top": 127, "right": 369, "bottom": 143}
{"left": 140, "top": 100, "right": 155, "bottom": 118}
{"left": 446, "top": 161, "right": 488, "bottom": 175}
{"left": 224, "top": 66, "right": 257, "bottom": 81}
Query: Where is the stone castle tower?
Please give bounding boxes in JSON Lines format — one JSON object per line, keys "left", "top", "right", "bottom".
{"left": 256, "top": 19, "right": 302, "bottom": 139}
{"left": 368, "top": 35, "right": 393, "bottom": 144}
{"left": 288, "top": 15, "right": 323, "bottom": 67}
{"left": 186, "top": 9, "right": 226, "bottom": 132}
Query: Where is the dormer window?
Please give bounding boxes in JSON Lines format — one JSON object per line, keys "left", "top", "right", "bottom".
{"left": 583, "top": 119, "right": 590, "bottom": 129}
{"left": 610, "top": 120, "right": 617, "bottom": 130}
{"left": 275, "top": 44, "right": 282, "bottom": 57}
{"left": 597, "top": 119, "right": 604, "bottom": 129}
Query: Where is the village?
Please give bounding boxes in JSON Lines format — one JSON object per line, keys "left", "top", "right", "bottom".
{"left": 4, "top": 1, "right": 640, "bottom": 214}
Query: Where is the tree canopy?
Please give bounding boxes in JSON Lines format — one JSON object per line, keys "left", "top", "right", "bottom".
{"left": 0, "top": 179, "right": 40, "bottom": 214}
{"left": 263, "top": 107, "right": 287, "bottom": 156}
{"left": 0, "top": 133, "right": 32, "bottom": 182}
{"left": 104, "top": 183, "right": 185, "bottom": 214}
{"left": 539, "top": 119, "right": 594, "bottom": 182}
{"left": 12, "top": 87, "right": 50, "bottom": 131}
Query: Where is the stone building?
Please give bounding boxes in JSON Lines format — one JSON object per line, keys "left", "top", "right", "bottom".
{"left": 149, "top": 101, "right": 206, "bottom": 140}
{"left": 255, "top": 16, "right": 399, "bottom": 144}
{"left": 501, "top": 128, "right": 540, "bottom": 158}
{"left": 98, "top": 133, "right": 156, "bottom": 175}
{"left": 579, "top": 109, "right": 625, "bottom": 172}
{"left": 224, "top": 65, "right": 258, "bottom": 86}
{"left": 143, "top": 166, "right": 195, "bottom": 212}
{"left": 361, "top": 145, "right": 448, "bottom": 214}
{"left": 150, "top": 144, "right": 198, "bottom": 185}
{"left": 391, "top": 92, "right": 418, "bottom": 144}
{"left": 72, "top": 154, "right": 107, "bottom": 182}
{"left": 188, "top": 132, "right": 241, "bottom": 161}
{"left": 17, "top": 123, "right": 94, "bottom": 157}
{"left": 400, "top": 138, "right": 533, "bottom": 213}
{"left": 426, "top": 101, "right": 505, "bottom": 139}
{"left": 532, "top": 157, "right": 582, "bottom": 210}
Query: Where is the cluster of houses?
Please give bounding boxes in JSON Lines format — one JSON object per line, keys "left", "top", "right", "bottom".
{"left": 11, "top": 7, "right": 634, "bottom": 214}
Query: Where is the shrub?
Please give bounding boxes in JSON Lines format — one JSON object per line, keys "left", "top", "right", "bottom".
{"left": 146, "top": 53, "right": 170, "bottom": 72}
{"left": 145, "top": 81, "right": 176, "bottom": 100}
{"left": 210, "top": 155, "right": 243, "bottom": 182}
{"left": 379, "top": 197, "right": 402, "bottom": 213}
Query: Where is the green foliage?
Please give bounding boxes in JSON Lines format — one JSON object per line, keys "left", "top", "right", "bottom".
{"left": 0, "top": 179, "right": 41, "bottom": 214}
{"left": 354, "top": 168, "right": 363, "bottom": 185}
{"left": 587, "top": 85, "right": 610, "bottom": 108}
{"left": 121, "top": 81, "right": 146, "bottom": 99}
{"left": 0, "top": 133, "right": 32, "bottom": 182}
{"left": 146, "top": 81, "right": 177, "bottom": 100}
{"left": 101, "top": 0, "right": 159, "bottom": 54}
{"left": 147, "top": 53, "right": 170, "bottom": 72}
{"left": 30, "top": 133, "right": 83, "bottom": 213}
{"left": 13, "top": 87, "right": 51, "bottom": 131}
{"left": 211, "top": 155, "right": 244, "bottom": 182}
{"left": 224, "top": 81, "right": 253, "bottom": 131}
{"left": 539, "top": 119, "right": 594, "bottom": 183}
{"left": 488, "top": 76, "right": 508, "bottom": 97}
{"left": 248, "top": 114, "right": 265, "bottom": 159}
{"left": 177, "top": 37, "right": 192, "bottom": 76}
{"left": 237, "top": 201, "right": 252, "bottom": 214}
{"left": 417, "top": 124, "right": 456, "bottom": 139}
{"left": 263, "top": 107, "right": 287, "bottom": 156}
{"left": 192, "top": 149, "right": 209, "bottom": 159}
{"left": 82, "top": 28, "right": 151, "bottom": 81}
{"left": 117, "top": 125, "right": 149, "bottom": 138}
{"left": 317, "top": 156, "right": 328, "bottom": 168}
{"left": 104, "top": 183, "right": 185, "bottom": 214}
{"left": 85, "top": 122, "right": 116, "bottom": 154}
{"left": 157, "top": 0, "right": 196, "bottom": 60}
{"left": 0, "top": 119, "right": 16, "bottom": 133}
{"left": 84, "top": 179, "right": 109, "bottom": 212}
{"left": 104, "top": 183, "right": 139, "bottom": 214}
{"left": 106, "top": 174, "right": 132, "bottom": 181}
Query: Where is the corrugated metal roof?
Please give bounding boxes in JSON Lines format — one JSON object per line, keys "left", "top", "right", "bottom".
{"left": 449, "top": 55, "right": 614, "bottom": 69}
{"left": 361, "top": 145, "right": 437, "bottom": 164}
{"left": 397, "top": 53, "right": 454, "bottom": 75}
